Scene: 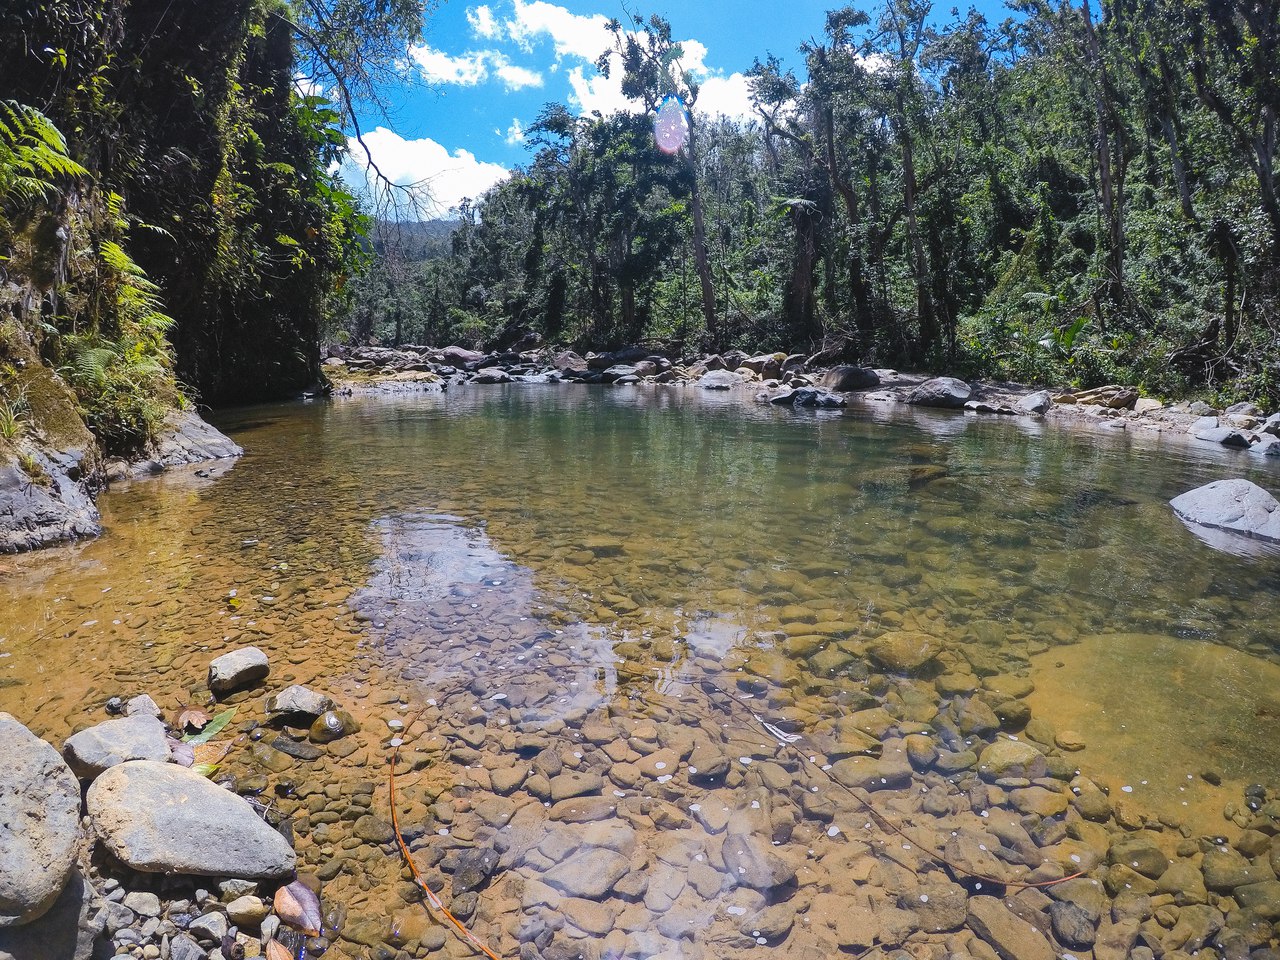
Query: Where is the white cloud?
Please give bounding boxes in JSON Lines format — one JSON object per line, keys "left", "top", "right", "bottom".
{"left": 697, "top": 73, "right": 756, "bottom": 122}
{"left": 496, "top": 62, "right": 543, "bottom": 91}
{"left": 567, "top": 61, "right": 640, "bottom": 116}
{"left": 467, "top": 5, "right": 502, "bottom": 40}
{"left": 345, "top": 128, "right": 510, "bottom": 217}
{"left": 505, "top": 118, "right": 526, "bottom": 145}
{"left": 506, "top": 0, "right": 614, "bottom": 61}
{"left": 410, "top": 44, "right": 489, "bottom": 86}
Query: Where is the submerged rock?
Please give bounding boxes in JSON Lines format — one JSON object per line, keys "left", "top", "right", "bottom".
{"left": 1170, "top": 478, "right": 1280, "bottom": 545}
{"left": 87, "top": 761, "right": 296, "bottom": 879}
{"left": 0, "top": 714, "right": 81, "bottom": 927}
{"left": 208, "top": 647, "right": 270, "bottom": 694}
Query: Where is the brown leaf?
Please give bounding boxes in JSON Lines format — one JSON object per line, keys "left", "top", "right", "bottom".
{"left": 192, "top": 741, "right": 231, "bottom": 767}
{"left": 265, "top": 940, "right": 293, "bottom": 960}
{"left": 274, "top": 880, "right": 322, "bottom": 937}
{"left": 178, "top": 706, "right": 211, "bottom": 731}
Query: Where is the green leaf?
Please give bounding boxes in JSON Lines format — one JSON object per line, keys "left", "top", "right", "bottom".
{"left": 183, "top": 707, "right": 237, "bottom": 744}
{"left": 192, "top": 763, "right": 220, "bottom": 778}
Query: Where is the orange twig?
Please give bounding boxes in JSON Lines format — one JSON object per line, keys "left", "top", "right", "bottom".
{"left": 389, "top": 736, "right": 503, "bottom": 960}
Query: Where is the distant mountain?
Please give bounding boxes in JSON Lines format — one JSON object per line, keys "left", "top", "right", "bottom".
{"left": 370, "top": 220, "right": 457, "bottom": 261}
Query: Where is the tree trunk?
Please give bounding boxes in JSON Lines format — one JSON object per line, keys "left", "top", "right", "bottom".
{"left": 1082, "top": 0, "right": 1126, "bottom": 311}
{"left": 684, "top": 118, "right": 718, "bottom": 349}
{"left": 897, "top": 89, "right": 934, "bottom": 359}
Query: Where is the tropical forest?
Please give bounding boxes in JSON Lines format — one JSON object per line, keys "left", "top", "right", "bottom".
{"left": 2, "top": 2, "right": 1280, "bottom": 960}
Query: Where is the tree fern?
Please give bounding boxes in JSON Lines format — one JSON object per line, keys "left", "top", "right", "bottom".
{"left": 0, "top": 100, "right": 87, "bottom": 209}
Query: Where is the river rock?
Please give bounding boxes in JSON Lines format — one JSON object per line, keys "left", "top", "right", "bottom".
{"left": 722, "top": 831, "right": 796, "bottom": 891}
{"left": 87, "top": 760, "right": 296, "bottom": 879}
{"left": 265, "top": 685, "right": 334, "bottom": 722}
{"left": 0, "top": 870, "right": 97, "bottom": 960}
{"left": 543, "top": 849, "right": 628, "bottom": 900}
{"left": 0, "top": 714, "right": 81, "bottom": 927}
{"left": 1194, "top": 425, "right": 1251, "bottom": 448}
{"left": 473, "top": 369, "right": 512, "bottom": 384}
{"left": 1170, "top": 478, "right": 1280, "bottom": 544}
{"left": 441, "top": 345, "right": 484, "bottom": 369}
{"left": 0, "top": 448, "right": 101, "bottom": 554}
{"left": 820, "top": 366, "right": 880, "bottom": 391}
{"left": 699, "top": 370, "right": 743, "bottom": 390}
{"left": 1016, "top": 390, "right": 1053, "bottom": 415}
{"left": 868, "top": 630, "right": 939, "bottom": 672}
{"left": 906, "top": 377, "right": 972, "bottom": 409}
{"left": 308, "top": 710, "right": 360, "bottom": 743}
{"left": 977, "top": 739, "right": 1044, "bottom": 780}
{"left": 967, "top": 895, "right": 1055, "bottom": 960}
{"left": 62, "top": 714, "right": 171, "bottom": 779}
{"left": 208, "top": 647, "right": 270, "bottom": 694}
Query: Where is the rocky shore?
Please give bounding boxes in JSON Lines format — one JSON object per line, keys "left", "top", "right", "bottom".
{"left": 324, "top": 343, "right": 1280, "bottom": 457}
{"left": 0, "top": 408, "right": 242, "bottom": 554}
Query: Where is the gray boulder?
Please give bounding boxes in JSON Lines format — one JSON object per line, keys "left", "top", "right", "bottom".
{"left": 87, "top": 761, "right": 296, "bottom": 880}
{"left": 1170, "top": 479, "right": 1280, "bottom": 545}
{"left": 472, "top": 369, "right": 512, "bottom": 384}
{"left": 819, "top": 366, "right": 880, "bottom": 392}
{"left": 440, "top": 345, "right": 485, "bottom": 369}
{"left": 1194, "top": 426, "right": 1251, "bottom": 448}
{"left": 62, "top": 714, "right": 171, "bottom": 779}
{"left": 699, "top": 370, "right": 744, "bottom": 390}
{"left": 208, "top": 647, "right": 270, "bottom": 694}
{"left": 1263, "top": 413, "right": 1280, "bottom": 436}
{"left": 265, "top": 685, "right": 334, "bottom": 722}
{"left": 0, "top": 871, "right": 99, "bottom": 960}
{"left": 0, "top": 714, "right": 81, "bottom": 927}
{"left": 1251, "top": 435, "right": 1280, "bottom": 457}
{"left": 0, "top": 448, "right": 101, "bottom": 554}
{"left": 906, "top": 377, "right": 972, "bottom": 409}
{"left": 1016, "top": 390, "right": 1053, "bottom": 415}
{"left": 771, "top": 387, "right": 847, "bottom": 409}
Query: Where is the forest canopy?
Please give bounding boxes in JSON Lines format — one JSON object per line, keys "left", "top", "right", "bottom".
{"left": 348, "top": 0, "right": 1280, "bottom": 406}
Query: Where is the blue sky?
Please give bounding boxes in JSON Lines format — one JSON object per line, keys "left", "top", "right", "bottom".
{"left": 346, "top": 0, "right": 1013, "bottom": 216}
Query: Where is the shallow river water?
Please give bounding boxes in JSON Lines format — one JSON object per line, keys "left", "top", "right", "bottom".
{"left": 3, "top": 385, "right": 1280, "bottom": 959}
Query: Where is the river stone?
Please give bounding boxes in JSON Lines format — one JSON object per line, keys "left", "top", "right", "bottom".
{"left": 86, "top": 761, "right": 296, "bottom": 879}
{"left": 208, "top": 647, "right": 270, "bottom": 694}
{"left": 1108, "top": 836, "right": 1169, "bottom": 879}
{"left": 1049, "top": 900, "right": 1097, "bottom": 948}
{"left": 906, "top": 377, "right": 972, "bottom": 409}
{"left": 308, "top": 710, "right": 360, "bottom": 743}
{"left": 1016, "top": 390, "right": 1053, "bottom": 415}
{"left": 967, "top": 895, "right": 1055, "bottom": 960}
{"left": 543, "top": 849, "right": 629, "bottom": 900}
{"left": 820, "top": 366, "right": 880, "bottom": 391}
{"left": 1170, "top": 478, "right": 1280, "bottom": 545}
{"left": 0, "top": 870, "right": 97, "bottom": 960}
{"left": 1202, "top": 846, "right": 1262, "bottom": 891}
{"left": 0, "top": 714, "right": 81, "bottom": 927}
{"left": 1235, "top": 880, "right": 1280, "bottom": 919}
{"left": 62, "top": 714, "right": 171, "bottom": 779}
{"left": 549, "top": 772, "right": 602, "bottom": 801}
{"left": 699, "top": 370, "right": 743, "bottom": 390}
{"left": 868, "top": 630, "right": 940, "bottom": 672}
{"left": 977, "top": 739, "right": 1045, "bottom": 780}
{"left": 265, "top": 686, "right": 333, "bottom": 722}
{"left": 722, "top": 831, "right": 796, "bottom": 891}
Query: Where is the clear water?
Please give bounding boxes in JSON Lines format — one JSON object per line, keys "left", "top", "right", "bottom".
{"left": 2, "top": 385, "right": 1278, "bottom": 958}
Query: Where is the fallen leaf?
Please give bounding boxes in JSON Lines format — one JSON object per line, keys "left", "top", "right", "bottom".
{"left": 168, "top": 739, "right": 195, "bottom": 767}
{"left": 183, "top": 706, "right": 237, "bottom": 745}
{"left": 265, "top": 941, "right": 293, "bottom": 960}
{"left": 192, "top": 741, "right": 231, "bottom": 767}
{"left": 274, "top": 879, "right": 322, "bottom": 936}
{"left": 178, "top": 706, "right": 211, "bottom": 731}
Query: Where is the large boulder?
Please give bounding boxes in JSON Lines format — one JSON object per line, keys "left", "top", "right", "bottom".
{"left": 699, "top": 370, "right": 744, "bottom": 391}
{"left": 0, "top": 870, "right": 98, "bottom": 960}
{"left": 440, "top": 345, "right": 485, "bottom": 369}
{"left": 87, "top": 761, "right": 296, "bottom": 880}
{"left": 0, "top": 715, "right": 81, "bottom": 928}
{"left": 906, "top": 377, "right": 972, "bottom": 409}
{"left": 820, "top": 366, "right": 880, "bottom": 392}
{"left": 62, "top": 715, "right": 171, "bottom": 779}
{"left": 1170, "top": 479, "right": 1280, "bottom": 545}
{"left": 208, "top": 647, "right": 270, "bottom": 694}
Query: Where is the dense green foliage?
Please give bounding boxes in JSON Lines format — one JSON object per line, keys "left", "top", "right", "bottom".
{"left": 0, "top": 0, "right": 424, "bottom": 442}
{"left": 351, "top": 2, "right": 1280, "bottom": 405}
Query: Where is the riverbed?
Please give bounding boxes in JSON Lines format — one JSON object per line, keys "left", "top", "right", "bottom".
{"left": 2, "top": 384, "right": 1278, "bottom": 958}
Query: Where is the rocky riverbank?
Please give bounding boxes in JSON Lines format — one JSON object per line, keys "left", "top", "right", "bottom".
{"left": 0, "top": 408, "right": 242, "bottom": 554}
{"left": 324, "top": 343, "right": 1280, "bottom": 457}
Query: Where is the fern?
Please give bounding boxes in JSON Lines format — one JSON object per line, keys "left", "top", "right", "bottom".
{"left": 0, "top": 101, "right": 87, "bottom": 209}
